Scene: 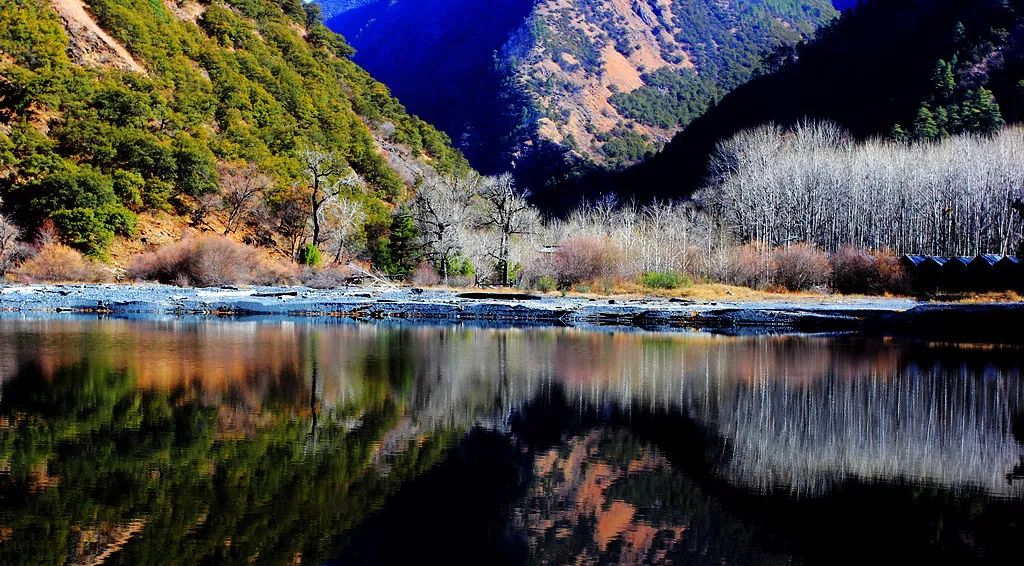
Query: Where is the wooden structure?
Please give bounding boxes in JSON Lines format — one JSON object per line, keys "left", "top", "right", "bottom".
{"left": 902, "top": 254, "right": 1022, "bottom": 293}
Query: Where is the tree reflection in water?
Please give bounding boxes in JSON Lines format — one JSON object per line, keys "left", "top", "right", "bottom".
{"left": 0, "top": 318, "right": 1021, "bottom": 564}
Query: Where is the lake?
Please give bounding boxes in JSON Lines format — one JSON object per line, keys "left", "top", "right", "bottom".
{"left": 0, "top": 317, "right": 1022, "bottom": 564}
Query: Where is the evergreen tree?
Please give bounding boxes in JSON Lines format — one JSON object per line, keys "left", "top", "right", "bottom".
{"left": 933, "top": 106, "right": 949, "bottom": 137}
{"left": 370, "top": 210, "right": 419, "bottom": 276}
{"left": 912, "top": 104, "right": 940, "bottom": 141}
{"left": 930, "top": 59, "right": 956, "bottom": 101}
{"left": 389, "top": 210, "right": 419, "bottom": 275}
{"left": 967, "top": 87, "right": 1004, "bottom": 134}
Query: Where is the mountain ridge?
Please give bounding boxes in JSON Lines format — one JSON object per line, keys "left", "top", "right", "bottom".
{"left": 557, "top": 0, "right": 1024, "bottom": 209}
{"left": 326, "top": 0, "right": 837, "bottom": 186}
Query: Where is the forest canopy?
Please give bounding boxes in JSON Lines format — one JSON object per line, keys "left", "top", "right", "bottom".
{"left": 0, "top": 0, "right": 467, "bottom": 256}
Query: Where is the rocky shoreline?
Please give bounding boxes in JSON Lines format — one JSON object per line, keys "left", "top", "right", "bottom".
{"left": 1, "top": 284, "right": 1021, "bottom": 340}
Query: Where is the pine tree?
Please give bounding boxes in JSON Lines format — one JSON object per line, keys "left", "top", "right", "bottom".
{"left": 972, "top": 87, "right": 1004, "bottom": 134}
{"left": 930, "top": 59, "right": 955, "bottom": 101}
{"left": 933, "top": 106, "right": 949, "bottom": 137}
{"left": 913, "top": 104, "right": 939, "bottom": 141}
{"left": 889, "top": 123, "right": 909, "bottom": 142}
{"left": 384, "top": 210, "right": 419, "bottom": 276}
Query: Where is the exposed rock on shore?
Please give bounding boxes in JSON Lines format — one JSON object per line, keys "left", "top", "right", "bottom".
{"left": 4, "top": 284, "right": 1019, "bottom": 340}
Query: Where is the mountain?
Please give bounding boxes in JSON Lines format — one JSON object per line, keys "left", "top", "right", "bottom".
{"left": 315, "top": 0, "right": 376, "bottom": 20}
{"left": 568, "top": 0, "right": 1024, "bottom": 208}
{"left": 325, "top": 0, "right": 837, "bottom": 185}
{"left": 0, "top": 0, "right": 466, "bottom": 256}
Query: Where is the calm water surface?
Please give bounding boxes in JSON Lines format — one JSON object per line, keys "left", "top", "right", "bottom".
{"left": 0, "top": 317, "right": 1022, "bottom": 565}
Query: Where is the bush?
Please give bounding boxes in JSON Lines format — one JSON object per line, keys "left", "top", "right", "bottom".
{"left": 830, "top": 245, "right": 877, "bottom": 294}
{"left": 725, "top": 243, "right": 770, "bottom": 288}
{"left": 875, "top": 250, "right": 909, "bottom": 294}
{"left": 640, "top": 271, "right": 692, "bottom": 289}
{"left": 11, "top": 243, "right": 111, "bottom": 283}
{"left": 552, "top": 236, "right": 620, "bottom": 286}
{"left": 773, "top": 243, "right": 831, "bottom": 291}
{"left": 301, "top": 265, "right": 356, "bottom": 289}
{"left": 411, "top": 263, "right": 440, "bottom": 286}
{"left": 830, "top": 246, "right": 908, "bottom": 294}
{"left": 298, "top": 243, "right": 323, "bottom": 267}
{"left": 128, "top": 235, "right": 296, "bottom": 287}
{"left": 21, "top": 163, "right": 137, "bottom": 256}
{"left": 532, "top": 275, "right": 558, "bottom": 293}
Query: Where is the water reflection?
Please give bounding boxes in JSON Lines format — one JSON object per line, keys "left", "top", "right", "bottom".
{"left": 0, "top": 317, "right": 1022, "bottom": 564}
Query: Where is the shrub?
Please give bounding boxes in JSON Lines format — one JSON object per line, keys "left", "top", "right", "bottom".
{"left": 874, "top": 249, "right": 909, "bottom": 294}
{"left": 11, "top": 243, "right": 111, "bottom": 283}
{"left": 128, "top": 235, "right": 296, "bottom": 287}
{"left": 411, "top": 263, "right": 440, "bottom": 286}
{"left": 552, "top": 236, "right": 620, "bottom": 286}
{"left": 301, "top": 265, "right": 356, "bottom": 289}
{"left": 532, "top": 275, "right": 558, "bottom": 293}
{"left": 640, "top": 271, "right": 692, "bottom": 289}
{"left": 298, "top": 243, "right": 323, "bottom": 267}
{"left": 830, "top": 246, "right": 908, "bottom": 294}
{"left": 22, "top": 163, "right": 136, "bottom": 256}
{"left": 725, "top": 243, "right": 770, "bottom": 288}
{"left": 830, "top": 246, "right": 878, "bottom": 294}
{"left": 773, "top": 243, "right": 831, "bottom": 291}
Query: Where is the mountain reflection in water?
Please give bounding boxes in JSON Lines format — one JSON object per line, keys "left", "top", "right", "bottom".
{"left": 0, "top": 317, "right": 1022, "bottom": 564}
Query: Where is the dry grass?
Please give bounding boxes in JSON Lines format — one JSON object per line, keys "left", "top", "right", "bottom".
{"left": 127, "top": 235, "right": 296, "bottom": 287}
{"left": 301, "top": 265, "right": 357, "bottom": 289}
{"left": 11, "top": 243, "right": 112, "bottom": 283}
{"left": 597, "top": 281, "right": 828, "bottom": 302}
{"left": 946, "top": 290, "right": 1024, "bottom": 303}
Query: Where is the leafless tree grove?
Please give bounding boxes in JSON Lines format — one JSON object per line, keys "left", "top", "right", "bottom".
{"left": 698, "top": 122, "right": 1024, "bottom": 256}
{"left": 411, "top": 173, "right": 481, "bottom": 282}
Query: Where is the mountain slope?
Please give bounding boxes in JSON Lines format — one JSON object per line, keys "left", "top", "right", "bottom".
{"left": 570, "top": 0, "right": 1024, "bottom": 208}
{"left": 326, "top": 0, "right": 836, "bottom": 183}
{"left": 0, "top": 0, "right": 466, "bottom": 256}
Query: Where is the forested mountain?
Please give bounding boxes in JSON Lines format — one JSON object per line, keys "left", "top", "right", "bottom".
{"left": 578, "top": 0, "right": 1024, "bottom": 208}
{"left": 326, "top": 0, "right": 836, "bottom": 186}
{"left": 0, "top": 0, "right": 466, "bottom": 257}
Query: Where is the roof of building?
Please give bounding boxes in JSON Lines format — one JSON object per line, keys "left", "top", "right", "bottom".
{"left": 901, "top": 254, "right": 928, "bottom": 266}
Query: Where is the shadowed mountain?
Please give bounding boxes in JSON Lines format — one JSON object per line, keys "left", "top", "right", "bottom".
{"left": 326, "top": 0, "right": 836, "bottom": 191}
{"left": 556, "top": 0, "right": 1024, "bottom": 210}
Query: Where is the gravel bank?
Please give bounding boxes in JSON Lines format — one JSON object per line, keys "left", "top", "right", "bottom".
{"left": 1, "top": 284, "right": 1020, "bottom": 339}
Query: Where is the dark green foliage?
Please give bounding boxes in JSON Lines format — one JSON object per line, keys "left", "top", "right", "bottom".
{"left": 599, "top": 126, "right": 654, "bottom": 169}
{"left": 442, "top": 254, "right": 475, "bottom": 278}
{"left": 639, "top": 271, "right": 692, "bottom": 289}
{"left": 0, "top": 0, "right": 466, "bottom": 255}
{"left": 367, "top": 209, "right": 419, "bottom": 276}
{"left": 13, "top": 162, "right": 136, "bottom": 255}
{"left": 532, "top": 274, "right": 557, "bottom": 293}
{"left": 610, "top": 68, "right": 718, "bottom": 129}
{"left": 896, "top": 34, "right": 1009, "bottom": 141}
{"left": 299, "top": 243, "right": 324, "bottom": 266}
{"left": 913, "top": 104, "right": 940, "bottom": 141}
{"left": 0, "top": 344, "right": 458, "bottom": 565}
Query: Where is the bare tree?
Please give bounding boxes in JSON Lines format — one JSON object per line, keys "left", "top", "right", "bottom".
{"left": 300, "top": 149, "right": 358, "bottom": 248}
{"left": 476, "top": 173, "right": 538, "bottom": 285}
{"left": 698, "top": 123, "right": 1024, "bottom": 256}
{"left": 318, "top": 196, "right": 365, "bottom": 264}
{"left": 218, "top": 163, "right": 274, "bottom": 235}
{"left": 0, "top": 214, "right": 21, "bottom": 276}
{"left": 411, "top": 173, "right": 480, "bottom": 283}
